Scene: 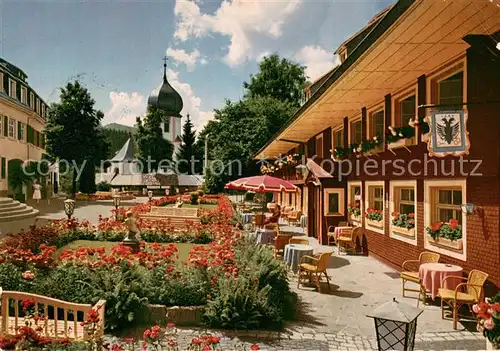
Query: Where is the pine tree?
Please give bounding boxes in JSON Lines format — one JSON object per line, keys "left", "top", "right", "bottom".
{"left": 135, "top": 106, "right": 174, "bottom": 172}
{"left": 176, "top": 114, "right": 198, "bottom": 175}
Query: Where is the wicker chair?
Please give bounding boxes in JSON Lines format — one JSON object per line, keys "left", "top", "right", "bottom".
{"left": 288, "top": 211, "right": 302, "bottom": 226}
{"left": 438, "top": 269, "right": 489, "bottom": 330}
{"left": 327, "top": 222, "right": 350, "bottom": 246}
{"left": 400, "top": 252, "right": 440, "bottom": 305}
{"left": 336, "top": 227, "right": 362, "bottom": 254}
{"left": 253, "top": 214, "right": 266, "bottom": 228}
{"left": 273, "top": 235, "right": 291, "bottom": 258}
{"left": 297, "top": 252, "right": 333, "bottom": 293}
{"left": 289, "top": 237, "right": 309, "bottom": 245}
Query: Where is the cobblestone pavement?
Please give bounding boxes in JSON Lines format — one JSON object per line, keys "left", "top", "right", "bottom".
{"left": 106, "top": 328, "right": 485, "bottom": 350}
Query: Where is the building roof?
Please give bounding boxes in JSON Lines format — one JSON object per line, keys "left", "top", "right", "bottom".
{"left": 148, "top": 61, "right": 183, "bottom": 117}
{"left": 111, "top": 138, "right": 135, "bottom": 162}
{"left": 178, "top": 175, "right": 204, "bottom": 187}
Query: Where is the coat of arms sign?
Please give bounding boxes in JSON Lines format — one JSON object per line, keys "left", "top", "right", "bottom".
{"left": 427, "top": 110, "right": 470, "bottom": 157}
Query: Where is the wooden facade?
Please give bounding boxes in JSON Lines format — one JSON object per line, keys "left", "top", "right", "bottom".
{"left": 256, "top": 0, "right": 500, "bottom": 287}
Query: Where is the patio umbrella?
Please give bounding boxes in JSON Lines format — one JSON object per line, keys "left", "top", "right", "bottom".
{"left": 225, "top": 175, "right": 297, "bottom": 193}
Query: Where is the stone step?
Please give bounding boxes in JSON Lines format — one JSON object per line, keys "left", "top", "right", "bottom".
{"left": 0, "top": 209, "right": 39, "bottom": 223}
{"left": 0, "top": 197, "right": 14, "bottom": 205}
{"left": 0, "top": 200, "right": 22, "bottom": 210}
{"left": 0, "top": 205, "right": 34, "bottom": 218}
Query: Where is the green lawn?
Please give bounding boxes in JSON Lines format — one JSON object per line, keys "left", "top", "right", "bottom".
{"left": 58, "top": 240, "right": 196, "bottom": 262}
{"left": 165, "top": 203, "right": 218, "bottom": 210}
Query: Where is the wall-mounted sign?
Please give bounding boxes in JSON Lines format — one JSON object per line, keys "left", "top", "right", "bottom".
{"left": 427, "top": 110, "right": 470, "bottom": 157}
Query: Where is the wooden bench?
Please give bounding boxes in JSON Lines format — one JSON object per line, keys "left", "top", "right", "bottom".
{"left": 140, "top": 206, "right": 200, "bottom": 228}
{"left": 0, "top": 289, "right": 105, "bottom": 340}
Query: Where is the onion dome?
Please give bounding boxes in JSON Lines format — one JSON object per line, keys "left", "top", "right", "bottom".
{"left": 147, "top": 58, "right": 183, "bottom": 117}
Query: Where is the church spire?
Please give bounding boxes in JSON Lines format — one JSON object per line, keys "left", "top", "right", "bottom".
{"left": 162, "top": 55, "right": 168, "bottom": 83}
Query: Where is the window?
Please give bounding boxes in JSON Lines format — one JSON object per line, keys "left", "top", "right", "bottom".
{"left": 8, "top": 118, "right": 15, "bottom": 138}
{"left": 41, "top": 104, "right": 46, "bottom": 118}
{"left": 439, "top": 72, "right": 463, "bottom": 106}
{"left": 36, "top": 98, "right": 40, "bottom": 113}
{"left": 1, "top": 157, "right": 6, "bottom": 179}
{"left": 21, "top": 87, "right": 27, "bottom": 104}
{"left": 398, "top": 188, "right": 415, "bottom": 214}
{"left": 0, "top": 117, "right": 2, "bottom": 136}
{"left": 348, "top": 182, "right": 362, "bottom": 222}
{"left": 30, "top": 93, "right": 34, "bottom": 109}
{"left": 370, "top": 110, "right": 384, "bottom": 139}
{"left": 18, "top": 122, "right": 24, "bottom": 141}
{"left": 399, "top": 95, "right": 416, "bottom": 127}
{"left": 434, "top": 189, "right": 462, "bottom": 224}
{"left": 163, "top": 121, "right": 170, "bottom": 133}
{"left": 0, "top": 73, "right": 3, "bottom": 92}
{"left": 333, "top": 129, "right": 343, "bottom": 148}
{"left": 316, "top": 135, "right": 323, "bottom": 158}
{"left": 9, "top": 79, "right": 16, "bottom": 98}
{"left": 324, "top": 189, "right": 344, "bottom": 216}
{"left": 350, "top": 120, "right": 362, "bottom": 144}
{"left": 370, "top": 186, "right": 384, "bottom": 211}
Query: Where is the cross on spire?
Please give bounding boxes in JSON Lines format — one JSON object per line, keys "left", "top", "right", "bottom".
{"left": 162, "top": 55, "right": 168, "bottom": 81}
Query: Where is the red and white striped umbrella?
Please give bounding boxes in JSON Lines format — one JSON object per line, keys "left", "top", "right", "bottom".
{"left": 225, "top": 175, "right": 297, "bottom": 193}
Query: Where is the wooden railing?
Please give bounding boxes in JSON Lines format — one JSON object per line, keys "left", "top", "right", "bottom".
{"left": 0, "top": 289, "right": 105, "bottom": 340}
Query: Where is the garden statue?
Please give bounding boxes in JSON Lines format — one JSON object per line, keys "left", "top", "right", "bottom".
{"left": 123, "top": 211, "right": 141, "bottom": 253}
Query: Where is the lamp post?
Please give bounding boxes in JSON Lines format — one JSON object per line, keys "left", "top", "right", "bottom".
{"left": 113, "top": 195, "right": 121, "bottom": 221}
{"left": 367, "top": 298, "right": 423, "bottom": 351}
{"left": 147, "top": 190, "right": 153, "bottom": 202}
{"left": 63, "top": 199, "right": 75, "bottom": 220}
{"left": 165, "top": 187, "right": 170, "bottom": 196}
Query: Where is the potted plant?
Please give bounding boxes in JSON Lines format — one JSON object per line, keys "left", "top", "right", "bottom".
{"left": 348, "top": 202, "right": 361, "bottom": 222}
{"left": 426, "top": 219, "right": 463, "bottom": 250}
{"left": 387, "top": 126, "right": 415, "bottom": 149}
{"left": 473, "top": 293, "right": 500, "bottom": 349}
{"left": 365, "top": 208, "right": 383, "bottom": 228}
{"left": 391, "top": 212, "right": 415, "bottom": 237}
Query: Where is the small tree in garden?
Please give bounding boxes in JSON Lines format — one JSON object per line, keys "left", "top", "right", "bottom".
{"left": 176, "top": 114, "right": 198, "bottom": 175}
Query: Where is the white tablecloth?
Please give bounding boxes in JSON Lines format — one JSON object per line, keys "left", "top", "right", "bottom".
{"left": 240, "top": 213, "right": 254, "bottom": 224}
{"left": 284, "top": 244, "right": 314, "bottom": 273}
{"left": 254, "top": 228, "right": 276, "bottom": 244}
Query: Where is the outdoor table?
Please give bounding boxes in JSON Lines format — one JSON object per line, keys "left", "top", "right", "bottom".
{"left": 419, "top": 263, "right": 463, "bottom": 300}
{"left": 240, "top": 213, "right": 254, "bottom": 224}
{"left": 254, "top": 228, "right": 276, "bottom": 245}
{"left": 283, "top": 244, "right": 314, "bottom": 273}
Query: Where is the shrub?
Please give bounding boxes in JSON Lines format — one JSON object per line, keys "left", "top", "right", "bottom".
{"left": 96, "top": 181, "right": 112, "bottom": 192}
{"left": 190, "top": 191, "right": 200, "bottom": 205}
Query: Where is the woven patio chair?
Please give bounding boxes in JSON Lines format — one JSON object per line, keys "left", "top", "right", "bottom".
{"left": 438, "top": 269, "right": 489, "bottom": 330}
{"left": 289, "top": 237, "right": 310, "bottom": 245}
{"left": 297, "top": 251, "right": 333, "bottom": 293}
{"left": 400, "top": 252, "right": 440, "bottom": 305}
{"left": 273, "top": 235, "right": 291, "bottom": 258}
{"left": 336, "top": 227, "right": 362, "bottom": 254}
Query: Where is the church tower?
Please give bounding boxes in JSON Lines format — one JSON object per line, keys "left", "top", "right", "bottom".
{"left": 147, "top": 57, "right": 183, "bottom": 159}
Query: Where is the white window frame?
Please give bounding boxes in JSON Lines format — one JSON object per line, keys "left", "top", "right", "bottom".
{"left": 8, "top": 79, "right": 16, "bottom": 99}
{"left": 368, "top": 106, "right": 384, "bottom": 141}
{"left": 349, "top": 117, "right": 362, "bottom": 145}
{"left": 19, "top": 122, "right": 25, "bottom": 141}
{"left": 364, "top": 181, "right": 385, "bottom": 234}
{"left": 30, "top": 93, "right": 34, "bottom": 109}
{"left": 8, "top": 118, "right": 15, "bottom": 138}
{"left": 0, "top": 73, "right": 3, "bottom": 92}
{"left": 332, "top": 126, "right": 344, "bottom": 149}
{"left": 324, "top": 188, "right": 345, "bottom": 217}
{"left": 389, "top": 180, "right": 417, "bottom": 245}
{"left": 36, "top": 98, "right": 40, "bottom": 114}
{"left": 347, "top": 181, "right": 362, "bottom": 225}
{"left": 41, "top": 104, "right": 46, "bottom": 118}
{"left": 315, "top": 134, "right": 324, "bottom": 158}
{"left": 21, "top": 86, "right": 27, "bottom": 104}
{"left": 424, "top": 179, "right": 466, "bottom": 261}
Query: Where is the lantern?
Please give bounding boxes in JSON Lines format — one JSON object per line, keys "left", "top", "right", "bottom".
{"left": 63, "top": 199, "right": 75, "bottom": 220}
{"left": 113, "top": 195, "right": 121, "bottom": 220}
{"left": 367, "top": 298, "right": 423, "bottom": 351}
{"left": 147, "top": 190, "right": 153, "bottom": 202}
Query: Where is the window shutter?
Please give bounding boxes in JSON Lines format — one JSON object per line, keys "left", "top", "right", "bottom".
{"left": 1, "top": 157, "right": 6, "bottom": 179}
{"left": 41, "top": 133, "right": 45, "bottom": 149}
{"left": 3, "top": 117, "right": 7, "bottom": 137}
{"left": 17, "top": 121, "right": 21, "bottom": 140}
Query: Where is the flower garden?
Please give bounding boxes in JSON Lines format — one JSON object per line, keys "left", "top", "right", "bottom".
{"left": 0, "top": 195, "right": 296, "bottom": 350}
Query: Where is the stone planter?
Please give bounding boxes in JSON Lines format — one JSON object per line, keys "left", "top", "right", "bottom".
{"left": 388, "top": 138, "right": 414, "bottom": 150}
{"left": 428, "top": 236, "right": 463, "bottom": 251}
{"left": 146, "top": 304, "right": 205, "bottom": 326}
{"left": 366, "top": 218, "right": 383, "bottom": 228}
{"left": 392, "top": 226, "right": 415, "bottom": 238}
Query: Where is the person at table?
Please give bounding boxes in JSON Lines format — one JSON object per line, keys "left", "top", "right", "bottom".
{"left": 264, "top": 204, "right": 281, "bottom": 225}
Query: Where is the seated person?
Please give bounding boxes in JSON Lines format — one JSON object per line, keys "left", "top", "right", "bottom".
{"left": 264, "top": 204, "right": 281, "bottom": 225}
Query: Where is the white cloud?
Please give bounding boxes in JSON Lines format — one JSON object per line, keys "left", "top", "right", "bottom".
{"left": 295, "top": 45, "right": 339, "bottom": 82}
{"left": 200, "top": 57, "right": 209, "bottom": 65}
{"left": 104, "top": 70, "right": 214, "bottom": 135}
{"left": 166, "top": 47, "right": 201, "bottom": 71}
{"left": 174, "top": 0, "right": 302, "bottom": 66}
{"left": 104, "top": 92, "right": 147, "bottom": 126}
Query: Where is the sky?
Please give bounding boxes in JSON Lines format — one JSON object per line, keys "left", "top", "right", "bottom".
{"left": 0, "top": 0, "right": 394, "bottom": 134}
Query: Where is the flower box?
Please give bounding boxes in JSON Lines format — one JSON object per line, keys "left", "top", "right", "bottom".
{"left": 366, "top": 218, "right": 383, "bottom": 228}
{"left": 428, "top": 236, "right": 463, "bottom": 251}
{"left": 350, "top": 214, "right": 361, "bottom": 224}
{"left": 392, "top": 226, "right": 415, "bottom": 238}
{"left": 388, "top": 138, "right": 414, "bottom": 150}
